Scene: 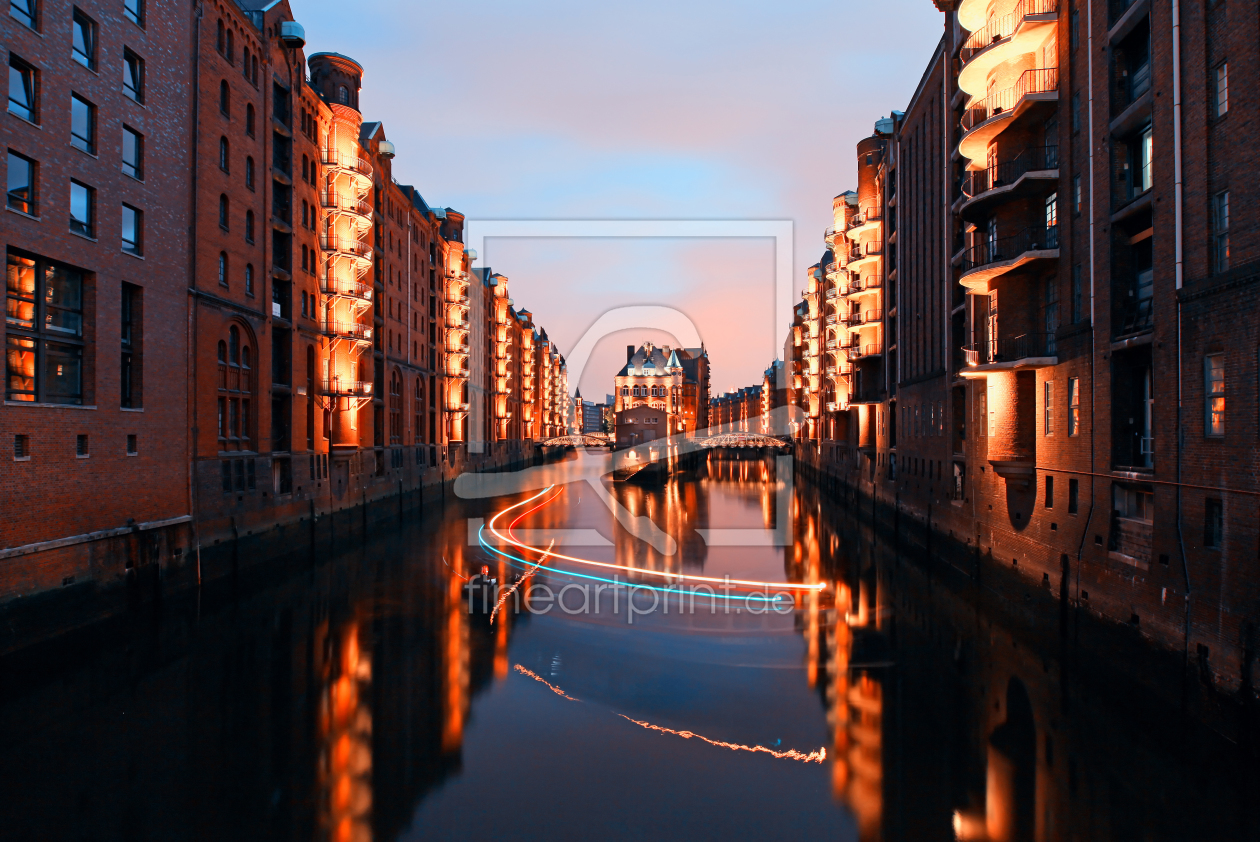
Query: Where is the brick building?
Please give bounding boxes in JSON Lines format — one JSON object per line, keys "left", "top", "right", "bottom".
{"left": 2, "top": 0, "right": 567, "bottom": 607}
{"left": 613, "top": 340, "right": 710, "bottom": 437}
{"left": 3, "top": 0, "right": 192, "bottom": 598}
{"left": 787, "top": 0, "right": 1260, "bottom": 697}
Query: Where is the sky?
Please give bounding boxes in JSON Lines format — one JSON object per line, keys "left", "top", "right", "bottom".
{"left": 298, "top": 0, "right": 944, "bottom": 399}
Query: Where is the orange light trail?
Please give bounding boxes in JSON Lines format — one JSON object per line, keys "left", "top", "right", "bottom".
{"left": 513, "top": 664, "right": 580, "bottom": 701}
{"left": 616, "top": 715, "right": 827, "bottom": 764}
{"left": 487, "top": 487, "right": 825, "bottom": 593}
{"left": 491, "top": 539, "right": 555, "bottom": 624}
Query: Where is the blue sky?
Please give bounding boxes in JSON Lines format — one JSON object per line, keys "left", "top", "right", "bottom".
{"left": 299, "top": 0, "right": 944, "bottom": 396}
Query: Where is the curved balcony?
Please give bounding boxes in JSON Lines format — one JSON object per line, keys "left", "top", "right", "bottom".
{"left": 319, "top": 149, "right": 373, "bottom": 185}
{"left": 319, "top": 277, "right": 373, "bottom": 305}
{"left": 845, "top": 210, "right": 883, "bottom": 241}
{"left": 846, "top": 309, "right": 883, "bottom": 331}
{"left": 958, "top": 0, "right": 1060, "bottom": 96}
{"left": 824, "top": 261, "right": 841, "bottom": 278}
{"left": 845, "top": 342, "right": 883, "bottom": 361}
{"left": 960, "top": 225, "right": 1059, "bottom": 292}
{"left": 960, "top": 332, "right": 1058, "bottom": 376}
{"left": 319, "top": 191, "right": 373, "bottom": 227}
{"left": 846, "top": 275, "right": 883, "bottom": 299}
{"left": 824, "top": 227, "right": 837, "bottom": 248}
{"left": 320, "top": 320, "right": 372, "bottom": 343}
{"left": 319, "top": 234, "right": 373, "bottom": 263}
{"left": 959, "top": 145, "right": 1059, "bottom": 221}
{"left": 959, "top": 68, "right": 1058, "bottom": 165}
{"left": 848, "top": 240, "right": 883, "bottom": 272}
{"left": 320, "top": 377, "right": 373, "bottom": 399}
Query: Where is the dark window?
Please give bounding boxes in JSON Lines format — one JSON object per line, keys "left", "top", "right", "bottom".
{"left": 10, "top": 0, "right": 37, "bottom": 29}
{"left": 71, "top": 9, "right": 97, "bottom": 70}
{"left": 76, "top": 433, "right": 88, "bottom": 456}
{"left": 1204, "top": 498, "right": 1223, "bottom": 548}
{"left": 123, "top": 0, "right": 142, "bottom": 26}
{"left": 1071, "top": 264, "right": 1083, "bottom": 323}
{"left": 218, "top": 251, "right": 228, "bottom": 286}
{"left": 70, "top": 93, "right": 95, "bottom": 153}
{"left": 245, "top": 156, "right": 254, "bottom": 190}
{"left": 245, "top": 263, "right": 254, "bottom": 296}
{"left": 1069, "top": 7, "right": 1079, "bottom": 50}
{"left": 1211, "top": 192, "right": 1229, "bottom": 274}
{"left": 219, "top": 79, "right": 230, "bottom": 115}
{"left": 8, "top": 55, "right": 38, "bottom": 122}
{"left": 217, "top": 325, "right": 251, "bottom": 449}
{"left": 1070, "top": 92, "right": 1080, "bottom": 133}
{"left": 245, "top": 210, "right": 254, "bottom": 244}
{"left": 5, "top": 251, "right": 86, "bottom": 404}
{"left": 1045, "top": 475, "right": 1054, "bottom": 508}
{"left": 122, "top": 125, "right": 143, "bottom": 179}
{"left": 7, "top": 150, "right": 37, "bottom": 215}
{"left": 272, "top": 82, "right": 290, "bottom": 127}
{"left": 225, "top": 29, "right": 234, "bottom": 65}
{"left": 122, "top": 49, "right": 144, "bottom": 103}
{"left": 121, "top": 282, "right": 140, "bottom": 407}
{"left": 127, "top": 433, "right": 137, "bottom": 454}
{"left": 218, "top": 193, "right": 228, "bottom": 229}
{"left": 1068, "top": 478, "right": 1079, "bottom": 514}
{"left": 219, "top": 136, "right": 229, "bottom": 172}
{"left": 121, "top": 204, "right": 142, "bottom": 255}
{"left": 246, "top": 103, "right": 255, "bottom": 136}
{"left": 1212, "top": 63, "right": 1229, "bottom": 119}
{"left": 14, "top": 434, "right": 29, "bottom": 458}
{"left": 69, "top": 180, "right": 94, "bottom": 237}
{"left": 215, "top": 19, "right": 224, "bottom": 54}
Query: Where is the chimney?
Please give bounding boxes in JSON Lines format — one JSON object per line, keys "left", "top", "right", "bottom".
{"left": 627, "top": 345, "right": 635, "bottom": 363}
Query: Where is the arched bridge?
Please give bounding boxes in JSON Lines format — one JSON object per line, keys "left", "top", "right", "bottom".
{"left": 540, "top": 433, "right": 611, "bottom": 447}
{"left": 694, "top": 432, "right": 792, "bottom": 450}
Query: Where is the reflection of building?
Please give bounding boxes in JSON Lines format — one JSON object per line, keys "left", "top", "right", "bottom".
{"left": 614, "top": 341, "right": 709, "bottom": 436}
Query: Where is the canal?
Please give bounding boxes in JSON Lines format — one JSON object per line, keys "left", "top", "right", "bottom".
{"left": 0, "top": 452, "right": 1254, "bottom": 841}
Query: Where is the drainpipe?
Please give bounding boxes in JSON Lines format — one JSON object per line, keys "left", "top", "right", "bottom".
{"left": 189, "top": 3, "right": 204, "bottom": 587}
{"left": 1171, "top": 0, "right": 1193, "bottom": 678}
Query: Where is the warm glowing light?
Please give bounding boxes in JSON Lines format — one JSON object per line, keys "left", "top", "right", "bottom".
{"left": 513, "top": 664, "right": 580, "bottom": 701}
{"left": 616, "top": 715, "right": 827, "bottom": 763}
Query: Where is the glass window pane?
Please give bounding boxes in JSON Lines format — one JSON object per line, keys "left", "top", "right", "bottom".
{"left": 5, "top": 334, "right": 36, "bottom": 400}
{"left": 72, "top": 15, "right": 94, "bottom": 68}
{"left": 7, "top": 152, "right": 34, "bottom": 213}
{"left": 10, "top": 0, "right": 36, "bottom": 28}
{"left": 44, "top": 342, "right": 83, "bottom": 404}
{"left": 6, "top": 253, "right": 37, "bottom": 330}
{"left": 71, "top": 95, "right": 94, "bottom": 152}
{"left": 122, "top": 205, "right": 139, "bottom": 252}
{"left": 122, "top": 127, "right": 141, "bottom": 178}
{"left": 44, "top": 264, "right": 83, "bottom": 336}
{"left": 70, "top": 181, "right": 91, "bottom": 234}
{"left": 9, "top": 62, "right": 35, "bottom": 121}
{"left": 124, "top": 0, "right": 142, "bottom": 25}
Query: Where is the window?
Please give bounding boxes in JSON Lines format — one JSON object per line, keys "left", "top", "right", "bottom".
{"left": 219, "top": 137, "right": 229, "bottom": 172}
{"left": 5, "top": 252, "right": 86, "bottom": 404}
{"left": 1071, "top": 264, "right": 1084, "bottom": 323}
{"left": 1213, "top": 63, "right": 1228, "bottom": 118}
{"left": 1070, "top": 92, "right": 1080, "bottom": 133}
{"left": 121, "top": 282, "right": 140, "bottom": 407}
{"left": 1114, "top": 484, "right": 1153, "bottom": 522}
{"left": 218, "top": 194, "right": 228, "bottom": 229}
{"left": 122, "top": 126, "right": 143, "bottom": 180}
{"left": 122, "top": 50, "right": 143, "bottom": 103}
{"left": 69, "top": 180, "right": 94, "bottom": 237}
{"left": 71, "top": 9, "right": 97, "bottom": 70}
{"left": 337, "top": 85, "right": 348, "bottom": 104}
{"left": 1045, "top": 191, "right": 1058, "bottom": 232}
{"left": 7, "top": 150, "right": 36, "bottom": 215}
{"left": 225, "top": 30, "right": 234, "bottom": 65}
{"left": 14, "top": 434, "right": 29, "bottom": 458}
{"left": 215, "top": 19, "right": 224, "bottom": 54}
{"left": 123, "top": 0, "right": 142, "bottom": 26}
{"left": 1211, "top": 191, "right": 1229, "bottom": 273}
{"left": 1068, "top": 478, "right": 1079, "bottom": 514}
{"left": 127, "top": 434, "right": 137, "bottom": 454}
{"left": 1072, "top": 174, "right": 1082, "bottom": 216}
{"left": 10, "top": 0, "right": 36, "bottom": 29}
{"left": 245, "top": 156, "right": 254, "bottom": 190}
{"left": 1068, "top": 377, "right": 1080, "bottom": 436}
{"left": 242, "top": 47, "right": 251, "bottom": 81}
{"left": 245, "top": 210, "right": 254, "bottom": 244}
{"left": 250, "top": 55, "right": 258, "bottom": 87}
{"left": 121, "top": 204, "right": 142, "bottom": 255}
{"left": 218, "top": 251, "right": 228, "bottom": 286}
{"left": 217, "top": 325, "right": 252, "bottom": 449}
{"left": 1204, "top": 498, "right": 1223, "bottom": 548}
{"left": 1044, "top": 381, "right": 1054, "bottom": 434}
{"left": 1204, "top": 354, "right": 1224, "bottom": 436}
{"left": 1125, "top": 125, "right": 1153, "bottom": 199}
{"left": 1069, "top": 7, "right": 1078, "bottom": 51}
{"left": 219, "top": 80, "right": 230, "bottom": 115}
{"left": 245, "top": 104, "right": 255, "bottom": 137}
{"left": 9, "top": 55, "right": 38, "bottom": 122}
{"left": 245, "top": 263, "right": 253, "bottom": 296}
{"left": 1045, "top": 475, "right": 1054, "bottom": 508}
{"left": 70, "top": 93, "right": 95, "bottom": 154}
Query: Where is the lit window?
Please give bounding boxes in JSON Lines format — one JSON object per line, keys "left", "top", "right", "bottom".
{"left": 1044, "top": 380, "right": 1053, "bottom": 434}
{"left": 1067, "top": 377, "right": 1080, "bottom": 436}
{"left": 5, "top": 253, "right": 85, "bottom": 404}
{"left": 121, "top": 204, "right": 142, "bottom": 255}
{"left": 72, "top": 9, "right": 97, "bottom": 70}
{"left": 1204, "top": 354, "right": 1224, "bottom": 436}
{"left": 70, "top": 93, "right": 95, "bottom": 153}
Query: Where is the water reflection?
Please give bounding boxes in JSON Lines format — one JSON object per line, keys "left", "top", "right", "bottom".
{"left": 0, "top": 453, "right": 1252, "bottom": 840}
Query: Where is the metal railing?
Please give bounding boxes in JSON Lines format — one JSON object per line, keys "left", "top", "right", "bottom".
{"left": 320, "top": 320, "right": 372, "bottom": 341}
{"left": 849, "top": 240, "right": 884, "bottom": 262}
{"left": 318, "top": 191, "right": 373, "bottom": 218}
{"left": 845, "top": 343, "right": 882, "bottom": 360}
{"left": 321, "top": 377, "right": 373, "bottom": 397}
{"left": 319, "top": 149, "right": 373, "bottom": 179}
{"left": 965, "top": 332, "right": 1057, "bottom": 364}
{"left": 319, "top": 234, "right": 372, "bottom": 259}
{"left": 857, "top": 308, "right": 883, "bottom": 325}
{"left": 319, "top": 278, "right": 373, "bottom": 301}
{"left": 960, "top": 0, "right": 1060, "bottom": 63}
{"left": 961, "top": 67, "right": 1059, "bottom": 132}
{"left": 961, "top": 145, "right": 1060, "bottom": 199}
{"left": 961, "top": 225, "right": 1059, "bottom": 272}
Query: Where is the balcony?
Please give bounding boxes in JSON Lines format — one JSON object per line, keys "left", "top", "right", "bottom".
{"left": 847, "top": 308, "right": 883, "bottom": 330}
{"left": 319, "top": 234, "right": 373, "bottom": 262}
{"left": 320, "top": 277, "right": 373, "bottom": 307}
{"left": 320, "top": 320, "right": 372, "bottom": 344}
{"left": 959, "top": 225, "right": 1059, "bottom": 292}
{"left": 845, "top": 209, "right": 883, "bottom": 240}
{"left": 958, "top": 68, "right": 1059, "bottom": 165}
{"left": 959, "top": 145, "right": 1059, "bottom": 220}
{"left": 845, "top": 343, "right": 882, "bottom": 361}
{"left": 321, "top": 377, "right": 373, "bottom": 399}
{"left": 825, "top": 287, "right": 840, "bottom": 300}
{"left": 846, "top": 275, "right": 883, "bottom": 299}
{"left": 319, "top": 191, "right": 373, "bottom": 225}
{"left": 319, "top": 149, "right": 373, "bottom": 184}
{"left": 960, "top": 332, "right": 1057, "bottom": 375}
{"left": 958, "top": 0, "right": 1060, "bottom": 96}
{"left": 848, "top": 240, "right": 883, "bottom": 271}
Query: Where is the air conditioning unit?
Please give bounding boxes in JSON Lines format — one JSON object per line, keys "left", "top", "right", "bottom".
{"left": 280, "top": 21, "right": 306, "bottom": 48}
{"left": 377, "top": 140, "right": 395, "bottom": 159}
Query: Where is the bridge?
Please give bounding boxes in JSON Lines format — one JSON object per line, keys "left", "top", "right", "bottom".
{"left": 694, "top": 432, "right": 792, "bottom": 450}
{"left": 540, "top": 433, "right": 611, "bottom": 447}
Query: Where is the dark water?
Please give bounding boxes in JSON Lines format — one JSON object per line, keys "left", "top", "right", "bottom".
{"left": 0, "top": 453, "right": 1254, "bottom": 841}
